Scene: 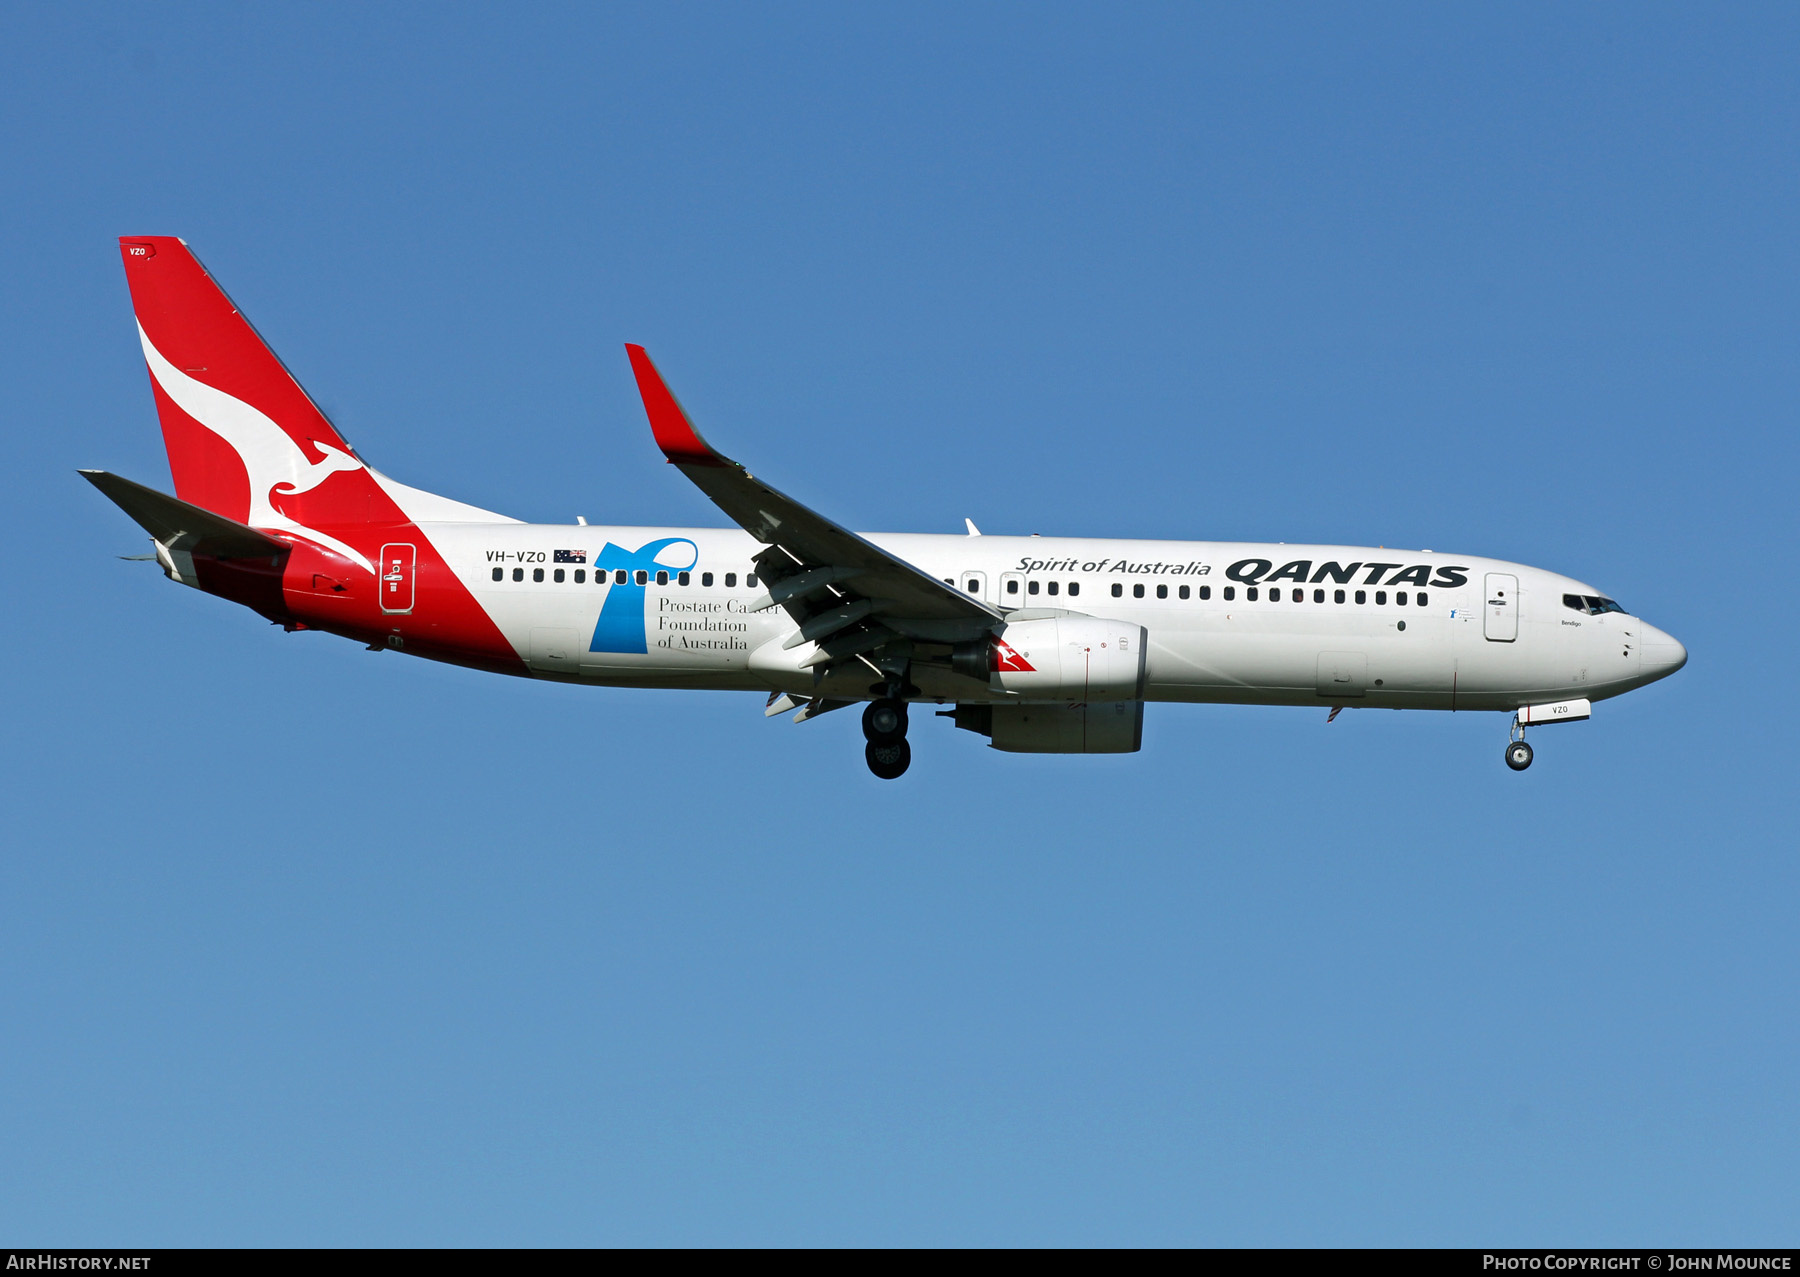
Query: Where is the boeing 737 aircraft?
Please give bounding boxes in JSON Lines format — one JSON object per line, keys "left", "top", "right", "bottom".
{"left": 86, "top": 237, "right": 1686, "bottom": 778}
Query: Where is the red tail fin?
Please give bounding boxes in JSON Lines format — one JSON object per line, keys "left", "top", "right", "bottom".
{"left": 119, "top": 237, "right": 373, "bottom": 524}
{"left": 119, "top": 237, "right": 513, "bottom": 575}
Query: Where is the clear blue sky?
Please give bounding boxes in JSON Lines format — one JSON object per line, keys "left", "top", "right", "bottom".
{"left": 3, "top": 2, "right": 1795, "bottom": 1246}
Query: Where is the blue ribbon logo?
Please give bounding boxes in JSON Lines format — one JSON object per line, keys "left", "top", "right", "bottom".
{"left": 589, "top": 537, "right": 701, "bottom": 654}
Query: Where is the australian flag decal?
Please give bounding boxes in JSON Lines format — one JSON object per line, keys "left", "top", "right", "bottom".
{"left": 553, "top": 549, "right": 587, "bottom": 564}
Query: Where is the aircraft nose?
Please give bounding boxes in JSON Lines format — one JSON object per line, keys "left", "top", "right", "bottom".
{"left": 1639, "top": 622, "right": 1688, "bottom": 682}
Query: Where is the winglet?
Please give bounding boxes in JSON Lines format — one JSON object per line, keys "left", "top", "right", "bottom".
{"left": 626, "top": 344, "right": 728, "bottom": 467}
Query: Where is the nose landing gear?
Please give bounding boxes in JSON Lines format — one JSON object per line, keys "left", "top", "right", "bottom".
{"left": 863, "top": 696, "right": 910, "bottom": 779}
{"left": 1504, "top": 715, "right": 1534, "bottom": 771}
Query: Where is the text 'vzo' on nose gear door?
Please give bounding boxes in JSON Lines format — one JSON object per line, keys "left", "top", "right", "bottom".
{"left": 1484, "top": 572, "right": 1518, "bottom": 642}
{"left": 379, "top": 543, "right": 416, "bottom": 614}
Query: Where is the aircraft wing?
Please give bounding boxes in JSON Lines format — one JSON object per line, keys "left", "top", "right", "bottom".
{"left": 625, "top": 345, "right": 1001, "bottom": 673}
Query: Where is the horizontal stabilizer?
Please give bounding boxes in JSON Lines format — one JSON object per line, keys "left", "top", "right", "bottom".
{"left": 79, "top": 469, "right": 287, "bottom": 559}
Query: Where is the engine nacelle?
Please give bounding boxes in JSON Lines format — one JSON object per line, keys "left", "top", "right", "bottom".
{"left": 947, "top": 701, "right": 1145, "bottom": 753}
{"left": 956, "top": 616, "right": 1147, "bottom": 701}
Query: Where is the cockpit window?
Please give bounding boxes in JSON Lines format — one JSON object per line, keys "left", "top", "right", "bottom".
{"left": 1565, "top": 593, "right": 1626, "bottom": 616}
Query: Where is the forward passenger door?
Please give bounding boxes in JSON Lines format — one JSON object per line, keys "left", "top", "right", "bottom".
{"left": 1484, "top": 573, "right": 1518, "bottom": 642}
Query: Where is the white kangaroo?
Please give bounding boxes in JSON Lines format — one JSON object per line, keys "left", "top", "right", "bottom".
{"left": 137, "top": 322, "right": 372, "bottom": 570}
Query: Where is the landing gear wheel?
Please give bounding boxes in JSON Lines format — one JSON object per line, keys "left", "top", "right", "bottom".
{"left": 862, "top": 698, "right": 908, "bottom": 745}
{"left": 1505, "top": 740, "right": 1534, "bottom": 771}
{"left": 866, "top": 738, "right": 911, "bottom": 780}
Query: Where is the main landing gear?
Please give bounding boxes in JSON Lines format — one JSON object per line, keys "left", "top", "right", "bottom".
{"left": 863, "top": 697, "right": 910, "bottom": 780}
{"left": 1505, "top": 715, "right": 1534, "bottom": 771}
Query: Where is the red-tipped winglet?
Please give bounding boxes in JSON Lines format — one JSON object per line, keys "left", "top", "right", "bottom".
{"left": 626, "top": 344, "right": 728, "bottom": 467}
{"left": 616, "top": 345, "right": 1002, "bottom": 623}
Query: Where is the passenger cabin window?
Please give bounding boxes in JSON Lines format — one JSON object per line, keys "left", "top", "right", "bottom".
{"left": 533, "top": 568, "right": 545, "bottom": 582}
{"left": 1334, "top": 589, "right": 1345, "bottom": 603}
{"left": 1111, "top": 583, "right": 1123, "bottom": 598}
{"left": 702, "top": 572, "right": 714, "bottom": 587}
{"left": 1313, "top": 588, "right": 1324, "bottom": 603}
{"left": 1156, "top": 584, "right": 1167, "bottom": 599}
{"left": 1417, "top": 591, "right": 1428, "bottom": 607}
{"left": 1007, "top": 579, "right": 1020, "bottom": 595}
{"left": 656, "top": 570, "right": 668, "bottom": 585}
{"left": 513, "top": 568, "right": 524, "bottom": 582}
{"left": 1028, "top": 580, "right": 1040, "bottom": 595}
{"left": 553, "top": 568, "right": 565, "bottom": 583}
{"left": 678, "top": 571, "right": 689, "bottom": 586}
{"left": 1178, "top": 585, "right": 1189, "bottom": 599}
{"left": 1247, "top": 587, "right": 1258, "bottom": 601}
{"left": 1133, "top": 584, "right": 1145, "bottom": 599}
{"left": 1200, "top": 585, "right": 1211, "bottom": 600}
{"left": 1223, "top": 586, "right": 1234, "bottom": 601}
{"left": 1292, "top": 588, "right": 1303, "bottom": 602}
{"left": 492, "top": 567, "right": 503, "bottom": 582}
{"left": 1068, "top": 582, "right": 1080, "bottom": 597}
{"left": 724, "top": 573, "right": 737, "bottom": 587}
{"left": 1375, "top": 590, "right": 1386, "bottom": 604}
{"left": 634, "top": 570, "right": 647, "bottom": 585}
{"left": 1395, "top": 590, "right": 1406, "bottom": 605}
{"left": 1047, "top": 581, "right": 1059, "bottom": 596}
{"left": 615, "top": 570, "right": 627, "bottom": 585}
{"left": 1355, "top": 590, "right": 1366, "bottom": 604}
{"left": 575, "top": 569, "right": 586, "bottom": 583}
{"left": 746, "top": 574, "right": 758, "bottom": 587}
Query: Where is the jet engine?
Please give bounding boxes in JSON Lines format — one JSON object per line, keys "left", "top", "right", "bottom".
{"left": 951, "top": 616, "right": 1147, "bottom": 702}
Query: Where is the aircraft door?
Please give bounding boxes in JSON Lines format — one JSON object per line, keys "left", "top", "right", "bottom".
{"left": 960, "top": 570, "right": 988, "bottom": 604}
{"left": 379, "top": 543, "right": 416, "bottom": 614}
{"left": 1484, "top": 573, "right": 1518, "bottom": 642}
{"left": 999, "top": 572, "right": 1025, "bottom": 608}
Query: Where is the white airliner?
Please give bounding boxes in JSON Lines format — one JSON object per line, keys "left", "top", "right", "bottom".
{"left": 86, "top": 237, "right": 1686, "bottom": 778}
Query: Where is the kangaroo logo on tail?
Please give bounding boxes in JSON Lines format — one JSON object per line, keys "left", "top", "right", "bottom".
{"left": 137, "top": 322, "right": 373, "bottom": 570}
